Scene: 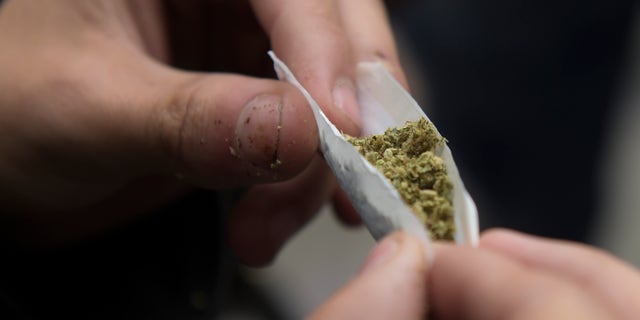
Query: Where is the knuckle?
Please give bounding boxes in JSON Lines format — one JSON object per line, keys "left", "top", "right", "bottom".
{"left": 153, "top": 77, "right": 204, "bottom": 172}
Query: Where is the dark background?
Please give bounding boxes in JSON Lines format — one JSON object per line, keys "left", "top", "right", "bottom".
{"left": 396, "top": 0, "right": 637, "bottom": 242}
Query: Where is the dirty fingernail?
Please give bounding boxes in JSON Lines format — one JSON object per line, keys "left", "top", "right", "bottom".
{"left": 234, "top": 94, "right": 283, "bottom": 170}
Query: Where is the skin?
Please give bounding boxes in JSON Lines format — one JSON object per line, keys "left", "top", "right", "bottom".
{"left": 0, "top": 0, "right": 407, "bottom": 264}
{"left": 3, "top": 2, "right": 638, "bottom": 318}
{"left": 313, "top": 229, "right": 640, "bottom": 319}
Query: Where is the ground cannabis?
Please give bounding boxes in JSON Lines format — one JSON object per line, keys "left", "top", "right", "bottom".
{"left": 346, "top": 117, "right": 455, "bottom": 240}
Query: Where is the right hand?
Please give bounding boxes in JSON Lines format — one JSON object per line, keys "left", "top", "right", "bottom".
{"left": 431, "top": 229, "right": 640, "bottom": 319}
{"left": 312, "top": 229, "right": 640, "bottom": 319}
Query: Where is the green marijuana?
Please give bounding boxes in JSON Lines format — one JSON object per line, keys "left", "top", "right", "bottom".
{"left": 346, "top": 118, "right": 455, "bottom": 240}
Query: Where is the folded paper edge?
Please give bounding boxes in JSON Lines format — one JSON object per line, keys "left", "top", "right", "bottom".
{"left": 270, "top": 51, "right": 487, "bottom": 264}
{"left": 356, "top": 61, "right": 480, "bottom": 247}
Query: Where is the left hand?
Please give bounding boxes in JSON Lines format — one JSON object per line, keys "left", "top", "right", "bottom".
{"left": 0, "top": 0, "right": 408, "bottom": 266}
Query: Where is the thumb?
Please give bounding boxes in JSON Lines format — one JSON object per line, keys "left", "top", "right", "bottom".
{"left": 118, "top": 57, "right": 319, "bottom": 188}
{"left": 310, "top": 232, "right": 429, "bottom": 319}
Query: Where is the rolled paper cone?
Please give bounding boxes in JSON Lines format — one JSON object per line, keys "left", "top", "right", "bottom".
{"left": 269, "top": 52, "right": 479, "bottom": 263}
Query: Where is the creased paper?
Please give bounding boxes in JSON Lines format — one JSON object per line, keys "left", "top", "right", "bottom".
{"left": 269, "top": 52, "right": 479, "bottom": 260}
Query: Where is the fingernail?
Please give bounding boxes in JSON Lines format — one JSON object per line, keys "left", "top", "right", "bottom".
{"left": 360, "top": 234, "right": 400, "bottom": 273}
{"left": 234, "top": 94, "right": 283, "bottom": 171}
{"left": 332, "top": 78, "right": 361, "bottom": 130}
{"left": 372, "top": 53, "right": 396, "bottom": 75}
{"left": 368, "top": 54, "right": 409, "bottom": 90}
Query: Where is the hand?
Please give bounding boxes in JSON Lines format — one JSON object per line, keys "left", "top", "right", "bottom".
{"left": 312, "top": 229, "right": 640, "bottom": 319}
{"left": 0, "top": 0, "right": 407, "bottom": 265}
{"left": 312, "top": 232, "right": 430, "bottom": 319}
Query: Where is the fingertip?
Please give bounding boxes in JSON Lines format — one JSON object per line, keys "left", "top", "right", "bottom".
{"left": 397, "top": 231, "right": 431, "bottom": 269}
{"left": 226, "top": 157, "right": 336, "bottom": 267}
{"left": 226, "top": 208, "right": 278, "bottom": 267}
{"left": 225, "top": 184, "right": 303, "bottom": 268}
{"left": 336, "top": 0, "right": 410, "bottom": 90}
{"left": 312, "top": 231, "right": 429, "bottom": 319}
{"left": 359, "top": 233, "right": 401, "bottom": 273}
{"left": 479, "top": 228, "right": 550, "bottom": 256}
{"left": 483, "top": 227, "right": 527, "bottom": 237}
{"left": 251, "top": 0, "right": 361, "bottom": 135}
{"left": 233, "top": 94, "right": 285, "bottom": 170}
{"left": 431, "top": 241, "right": 455, "bottom": 256}
{"left": 151, "top": 73, "right": 320, "bottom": 188}
{"left": 359, "top": 231, "right": 429, "bottom": 289}
{"left": 225, "top": 186, "right": 303, "bottom": 267}
{"left": 233, "top": 83, "right": 319, "bottom": 177}
{"left": 480, "top": 228, "right": 522, "bottom": 244}
{"left": 365, "top": 53, "right": 410, "bottom": 90}
{"left": 331, "top": 188, "right": 362, "bottom": 226}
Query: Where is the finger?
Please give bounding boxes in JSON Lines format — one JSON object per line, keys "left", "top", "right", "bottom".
{"left": 96, "top": 16, "right": 320, "bottom": 188}
{"left": 480, "top": 229, "right": 640, "bottom": 319}
{"left": 148, "top": 70, "right": 319, "bottom": 188}
{"left": 21, "top": 31, "right": 319, "bottom": 190}
{"left": 39, "top": 1, "right": 316, "bottom": 187}
{"left": 332, "top": 187, "right": 362, "bottom": 226}
{"left": 311, "top": 232, "right": 429, "bottom": 319}
{"left": 250, "top": 0, "right": 361, "bottom": 135}
{"left": 431, "top": 244, "right": 610, "bottom": 320}
{"left": 82, "top": 38, "right": 317, "bottom": 188}
{"left": 226, "top": 156, "right": 336, "bottom": 266}
{"left": 336, "top": 0, "right": 409, "bottom": 88}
